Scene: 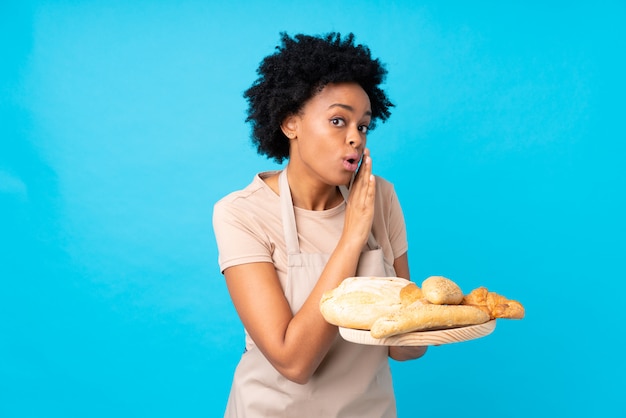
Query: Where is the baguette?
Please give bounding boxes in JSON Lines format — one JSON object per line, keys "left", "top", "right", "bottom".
{"left": 370, "top": 301, "right": 490, "bottom": 338}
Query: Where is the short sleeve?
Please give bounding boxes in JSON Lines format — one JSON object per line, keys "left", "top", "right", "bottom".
{"left": 387, "top": 186, "right": 408, "bottom": 258}
{"left": 212, "top": 198, "right": 274, "bottom": 274}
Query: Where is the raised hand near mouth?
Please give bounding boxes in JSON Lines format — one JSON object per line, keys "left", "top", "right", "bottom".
{"left": 342, "top": 147, "right": 376, "bottom": 251}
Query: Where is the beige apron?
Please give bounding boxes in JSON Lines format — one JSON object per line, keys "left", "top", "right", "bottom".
{"left": 224, "top": 169, "right": 398, "bottom": 418}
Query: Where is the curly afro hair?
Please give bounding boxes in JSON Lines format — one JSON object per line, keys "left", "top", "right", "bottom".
{"left": 244, "top": 32, "right": 394, "bottom": 163}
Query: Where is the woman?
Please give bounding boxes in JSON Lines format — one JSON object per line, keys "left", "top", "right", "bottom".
{"left": 213, "top": 32, "right": 427, "bottom": 418}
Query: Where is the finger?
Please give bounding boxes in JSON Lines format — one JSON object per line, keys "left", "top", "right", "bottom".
{"left": 365, "top": 169, "right": 376, "bottom": 206}
{"left": 360, "top": 148, "right": 371, "bottom": 178}
{"left": 351, "top": 154, "right": 375, "bottom": 208}
{"left": 360, "top": 152, "right": 374, "bottom": 196}
{"left": 354, "top": 149, "right": 371, "bottom": 189}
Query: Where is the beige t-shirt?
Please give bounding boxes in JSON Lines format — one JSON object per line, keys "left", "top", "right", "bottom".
{"left": 213, "top": 170, "right": 408, "bottom": 279}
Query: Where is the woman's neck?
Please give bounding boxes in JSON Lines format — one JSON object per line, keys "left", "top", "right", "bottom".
{"left": 286, "top": 166, "right": 343, "bottom": 211}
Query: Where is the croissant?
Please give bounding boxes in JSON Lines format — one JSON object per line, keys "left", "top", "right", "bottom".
{"left": 461, "top": 287, "right": 525, "bottom": 319}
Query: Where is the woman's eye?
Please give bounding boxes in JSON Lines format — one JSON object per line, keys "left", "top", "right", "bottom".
{"left": 330, "top": 118, "right": 345, "bottom": 127}
{"left": 359, "top": 125, "right": 369, "bottom": 134}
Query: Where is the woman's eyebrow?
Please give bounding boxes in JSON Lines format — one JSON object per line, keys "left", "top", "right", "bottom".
{"left": 328, "top": 103, "right": 372, "bottom": 116}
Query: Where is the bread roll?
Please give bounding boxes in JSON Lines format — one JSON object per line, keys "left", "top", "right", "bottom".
{"left": 399, "top": 281, "right": 423, "bottom": 305}
{"left": 421, "top": 276, "right": 464, "bottom": 305}
{"left": 320, "top": 276, "right": 411, "bottom": 330}
{"left": 370, "top": 302, "right": 490, "bottom": 338}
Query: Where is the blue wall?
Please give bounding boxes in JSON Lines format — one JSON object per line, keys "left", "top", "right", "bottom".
{"left": 2, "top": 1, "right": 624, "bottom": 416}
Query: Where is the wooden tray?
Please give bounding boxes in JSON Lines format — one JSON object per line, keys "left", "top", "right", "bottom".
{"left": 339, "top": 320, "right": 496, "bottom": 346}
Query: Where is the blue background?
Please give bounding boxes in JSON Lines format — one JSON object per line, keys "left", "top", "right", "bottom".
{"left": 2, "top": 1, "right": 624, "bottom": 417}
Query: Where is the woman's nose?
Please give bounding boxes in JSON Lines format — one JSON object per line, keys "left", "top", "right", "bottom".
{"left": 347, "top": 128, "right": 363, "bottom": 148}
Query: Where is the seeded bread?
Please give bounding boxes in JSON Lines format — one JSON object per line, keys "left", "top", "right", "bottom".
{"left": 421, "top": 276, "right": 464, "bottom": 305}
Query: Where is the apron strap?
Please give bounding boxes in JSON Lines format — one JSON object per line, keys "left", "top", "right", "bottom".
{"left": 279, "top": 169, "right": 300, "bottom": 255}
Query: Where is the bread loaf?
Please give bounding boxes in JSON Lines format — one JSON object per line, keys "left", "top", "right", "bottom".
{"left": 370, "top": 302, "right": 490, "bottom": 338}
{"left": 320, "top": 276, "right": 411, "bottom": 330}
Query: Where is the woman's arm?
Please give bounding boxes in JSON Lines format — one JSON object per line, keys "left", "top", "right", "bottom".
{"left": 387, "top": 252, "right": 429, "bottom": 361}
{"left": 224, "top": 154, "right": 377, "bottom": 384}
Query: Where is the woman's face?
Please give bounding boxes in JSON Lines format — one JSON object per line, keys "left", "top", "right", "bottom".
{"left": 285, "top": 82, "right": 372, "bottom": 187}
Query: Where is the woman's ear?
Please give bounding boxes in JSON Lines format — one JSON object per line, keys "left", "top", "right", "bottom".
{"left": 281, "top": 115, "right": 298, "bottom": 139}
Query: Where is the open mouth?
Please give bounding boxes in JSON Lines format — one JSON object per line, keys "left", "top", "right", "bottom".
{"left": 343, "top": 157, "right": 360, "bottom": 172}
